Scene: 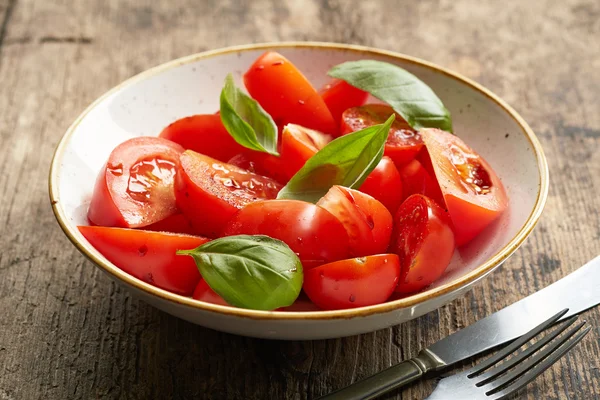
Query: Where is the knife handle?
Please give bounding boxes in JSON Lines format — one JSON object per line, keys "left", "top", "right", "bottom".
{"left": 318, "top": 349, "right": 443, "bottom": 400}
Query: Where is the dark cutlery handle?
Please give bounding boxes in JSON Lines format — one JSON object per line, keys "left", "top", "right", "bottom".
{"left": 318, "top": 351, "right": 440, "bottom": 400}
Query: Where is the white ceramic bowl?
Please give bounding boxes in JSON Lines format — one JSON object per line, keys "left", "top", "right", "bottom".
{"left": 49, "top": 42, "right": 548, "bottom": 340}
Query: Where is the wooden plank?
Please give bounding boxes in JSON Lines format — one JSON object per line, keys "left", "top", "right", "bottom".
{"left": 0, "top": 0, "right": 598, "bottom": 399}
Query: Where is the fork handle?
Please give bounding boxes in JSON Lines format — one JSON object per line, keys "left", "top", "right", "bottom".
{"left": 318, "top": 350, "right": 443, "bottom": 400}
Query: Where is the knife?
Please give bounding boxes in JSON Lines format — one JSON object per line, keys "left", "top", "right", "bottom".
{"left": 320, "top": 255, "right": 600, "bottom": 400}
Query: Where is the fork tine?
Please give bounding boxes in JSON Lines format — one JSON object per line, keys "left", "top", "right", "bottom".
{"left": 468, "top": 308, "right": 568, "bottom": 377}
{"left": 486, "top": 323, "right": 591, "bottom": 399}
{"left": 475, "top": 316, "right": 580, "bottom": 386}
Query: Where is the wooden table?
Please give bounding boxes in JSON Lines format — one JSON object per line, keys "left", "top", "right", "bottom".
{"left": 1, "top": 0, "right": 599, "bottom": 399}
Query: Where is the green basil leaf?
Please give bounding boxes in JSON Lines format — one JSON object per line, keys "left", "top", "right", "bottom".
{"left": 328, "top": 60, "right": 452, "bottom": 132}
{"left": 177, "top": 235, "right": 302, "bottom": 310}
{"left": 219, "top": 74, "right": 279, "bottom": 155}
{"left": 277, "top": 114, "right": 395, "bottom": 203}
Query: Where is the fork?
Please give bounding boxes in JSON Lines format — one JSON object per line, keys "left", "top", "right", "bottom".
{"left": 426, "top": 309, "right": 591, "bottom": 400}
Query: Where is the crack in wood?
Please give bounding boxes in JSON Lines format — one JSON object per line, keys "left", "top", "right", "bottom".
{"left": 39, "top": 36, "right": 93, "bottom": 44}
{"left": 0, "top": 0, "right": 18, "bottom": 57}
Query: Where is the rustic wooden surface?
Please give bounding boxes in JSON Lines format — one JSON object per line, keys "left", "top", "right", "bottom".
{"left": 1, "top": 0, "right": 599, "bottom": 399}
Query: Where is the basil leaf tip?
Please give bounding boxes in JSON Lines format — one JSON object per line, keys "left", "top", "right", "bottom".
{"left": 328, "top": 60, "right": 452, "bottom": 132}
{"left": 219, "top": 74, "right": 279, "bottom": 156}
{"left": 178, "top": 235, "right": 302, "bottom": 311}
{"left": 277, "top": 114, "right": 395, "bottom": 203}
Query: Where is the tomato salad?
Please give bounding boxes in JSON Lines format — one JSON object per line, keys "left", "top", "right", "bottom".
{"left": 79, "top": 52, "right": 508, "bottom": 311}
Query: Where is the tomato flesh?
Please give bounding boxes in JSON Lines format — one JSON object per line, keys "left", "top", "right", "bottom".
{"left": 244, "top": 51, "right": 337, "bottom": 135}
{"left": 389, "top": 195, "right": 455, "bottom": 295}
{"left": 421, "top": 129, "right": 508, "bottom": 246}
{"left": 303, "top": 254, "right": 400, "bottom": 310}
{"left": 175, "top": 150, "right": 282, "bottom": 237}
{"left": 223, "top": 199, "right": 351, "bottom": 269}
{"left": 319, "top": 79, "right": 369, "bottom": 133}
{"left": 192, "top": 279, "right": 230, "bottom": 306}
{"left": 88, "top": 137, "right": 184, "bottom": 228}
{"left": 317, "top": 186, "right": 392, "bottom": 257}
{"left": 341, "top": 104, "right": 423, "bottom": 167}
{"left": 399, "top": 159, "right": 446, "bottom": 208}
{"left": 159, "top": 114, "right": 247, "bottom": 162}
{"left": 280, "top": 124, "right": 332, "bottom": 181}
{"left": 359, "top": 156, "right": 404, "bottom": 214}
{"left": 143, "top": 212, "right": 195, "bottom": 235}
{"left": 79, "top": 226, "right": 208, "bottom": 295}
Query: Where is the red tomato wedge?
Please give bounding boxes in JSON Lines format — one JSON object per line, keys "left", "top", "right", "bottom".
{"left": 399, "top": 159, "right": 446, "bottom": 208}
{"left": 223, "top": 199, "right": 351, "bottom": 269}
{"left": 78, "top": 226, "right": 208, "bottom": 296}
{"left": 389, "top": 195, "right": 455, "bottom": 295}
{"left": 317, "top": 186, "right": 392, "bottom": 257}
{"left": 227, "top": 151, "right": 288, "bottom": 184}
{"left": 421, "top": 129, "right": 508, "bottom": 246}
{"left": 244, "top": 51, "right": 337, "bottom": 135}
{"left": 341, "top": 104, "right": 423, "bottom": 167}
{"left": 319, "top": 79, "right": 368, "bottom": 132}
{"left": 158, "top": 114, "right": 247, "bottom": 162}
{"left": 280, "top": 124, "right": 332, "bottom": 180}
{"left": 359, "top": 156, "right": 404, "bottom": 214}
{"left": 175, "top": 151, "right": 282, "bottom": 237}
{"left": 142, "top": 213, "right": 195, "bottom": 235}
{"left": 88, "top": 137, "right": 184, "bottom": 228}
{"left": 192, "top": 279, "right": 229, "bottom": 306}
{"left": 303, "top": 254, "right": 400, "bottom": 310}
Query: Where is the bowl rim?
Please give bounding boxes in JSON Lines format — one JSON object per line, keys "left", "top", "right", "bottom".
{"left": 49, "top": 41, "right": 549, "bottom": 321}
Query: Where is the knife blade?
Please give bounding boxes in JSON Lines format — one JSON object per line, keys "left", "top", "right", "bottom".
{"left": 320, "top": 255, "right": 600, "bottom": 400}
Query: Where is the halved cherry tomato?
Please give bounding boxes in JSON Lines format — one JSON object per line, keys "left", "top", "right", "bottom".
{"left": 319, "top": 79, "right": 368, "bottom": 132}
{"left": 227, "top": 151, "right": 288, "bottom": 184}
{"left": 303, "top": 254, "right": 400, "bottom": 310}
{"left": 399, "top": 159, "right": 446, "bottom": 208}
{"left": 359, "top": 156, "right": 404, "bottom": 214}
{"left": 143, "top": 213, "right": 195, "bottom": 235}
{"left": 422, "top": 129, "right": 508, "bottom": 246}
{"left": 280, "top": 124, "right": 332, "bottom": 180}
{"left": 389, "top": 194, "right": 455, "bottom": 295}
{"left": 341, "top": 104, "right": 423, "bottom": 167}
{"left": 244, "top": 51, "right": 337, "bottom": 135}
{"left": 223, "top": 199, "right": 351, "bottom": 269}
{"left": 175, "top": 151, "right": 282, "bottom": 237}
{"left": 192, "top": 279, "right": 230, "bottom": 306}
{"left": 78, "top": 226, "right": 208, "bottom": 295}
{"left": 317, "top": 186, "right": 392, "bottom": 257}
{"left": 88, "top": 137, "right": 184, "bottom": 228}
{"left": 159, "top": 114, "right": 247, "bottom": 162}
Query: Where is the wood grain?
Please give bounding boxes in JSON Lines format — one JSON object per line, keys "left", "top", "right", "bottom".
{"left": 0, "top": 0, "right": 599, "bottom": 399}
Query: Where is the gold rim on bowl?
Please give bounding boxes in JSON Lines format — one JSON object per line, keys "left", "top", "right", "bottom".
{"left": 49, "top": 42, "right": 549, "bottom": 320}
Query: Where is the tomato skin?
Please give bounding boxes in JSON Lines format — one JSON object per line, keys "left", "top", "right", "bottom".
{"left": 319, "top": 79, "right": 369, "bottom": 133}
{"left": 142, "top": 213, "right": 195, "bottom": 235}
{"left": 223, "top": 199, "right": 351, "bottom": 269}
{"left": 389, "top": 195, "right": 455, "bottom": 295}
{"left": 317, "top": 186, "right": 392, "bottom": 257}
{"left": 341, "top": 104, "right": 423, "bottom": 167}
{"left": 78, "top": 226, "right": 208, "bottom": 296}
{"left": 192, "top": 279, "right": 230, "bottom": 306}
{"left": 244, "top": 51, "right": 337, "bottom": 135}
{"left": 175, "top": 151, "right": 282, "bottom": 237}
{"left": 88, "top": 137, "right": 184, "bottom": 229}
{"left": 359, "top": 156, "right": 404, "bottom": 214}
{"left": 303, "top": 254, "right": 400, "bottom": 310}
{"left": 398, "top": 159, "right": 446, "bottom": 208}
{"left": 159, "top": 114, "right": 247, "bottom": 162}
{"left": 421, "top": 129, "right": 508, "bottom": 246}
{"left": 227, "top": 151, "right": 288, "bottom": 184}
{"left": 280, "top": 124, "right": 332, "bottom": 180}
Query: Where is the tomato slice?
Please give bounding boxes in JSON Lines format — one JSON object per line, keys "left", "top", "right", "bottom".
{"left": 175, "top": 150, "right": 282, "bottom": 237}
{"left": 422, "top": 129, "right": 508, "bottom": 246}
{"left": 227, "top": 151, "right": 288, "bottom": 184}
{"left": 88, "top": 137, "right": 184, "bottom": 228}
{"left": 244, "top": 51, "right": 337, "bottom": 135}
{"left": 389, "top": 194, "right": 455, "bottom": 295}
{"left": 341, "top": 104, "right": 423, "bottom": 167}
{"left": 319, "top": 79, "right": 368, "bottom": 133}
{"left": 192, "top": 279, "right": 230, "bottom": 306}
{"left": 317, "top": 186, "right": 392, "bottom": 257}
{"left": 223, "top": 199, "right": 351, "bottom": 269}
{"left": 280, "top": 124, "right": 332, "bottom": 180}
{"left": 159, "top": 114, "right": 247, "bottom": 162}
{"left": 78, "top": 226, "right": 208, "bottom": 295}
{"left": 142, "top": 212, "right": 195, "bottom": 235}
{"left": 399, "top": 159, "right": 446, "bottom": 208}
{"left": 359, "top": 156, "right": 404, "bottom": 214}
{"left": 303, "top": 254, "right": 400, "bottom": 310}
